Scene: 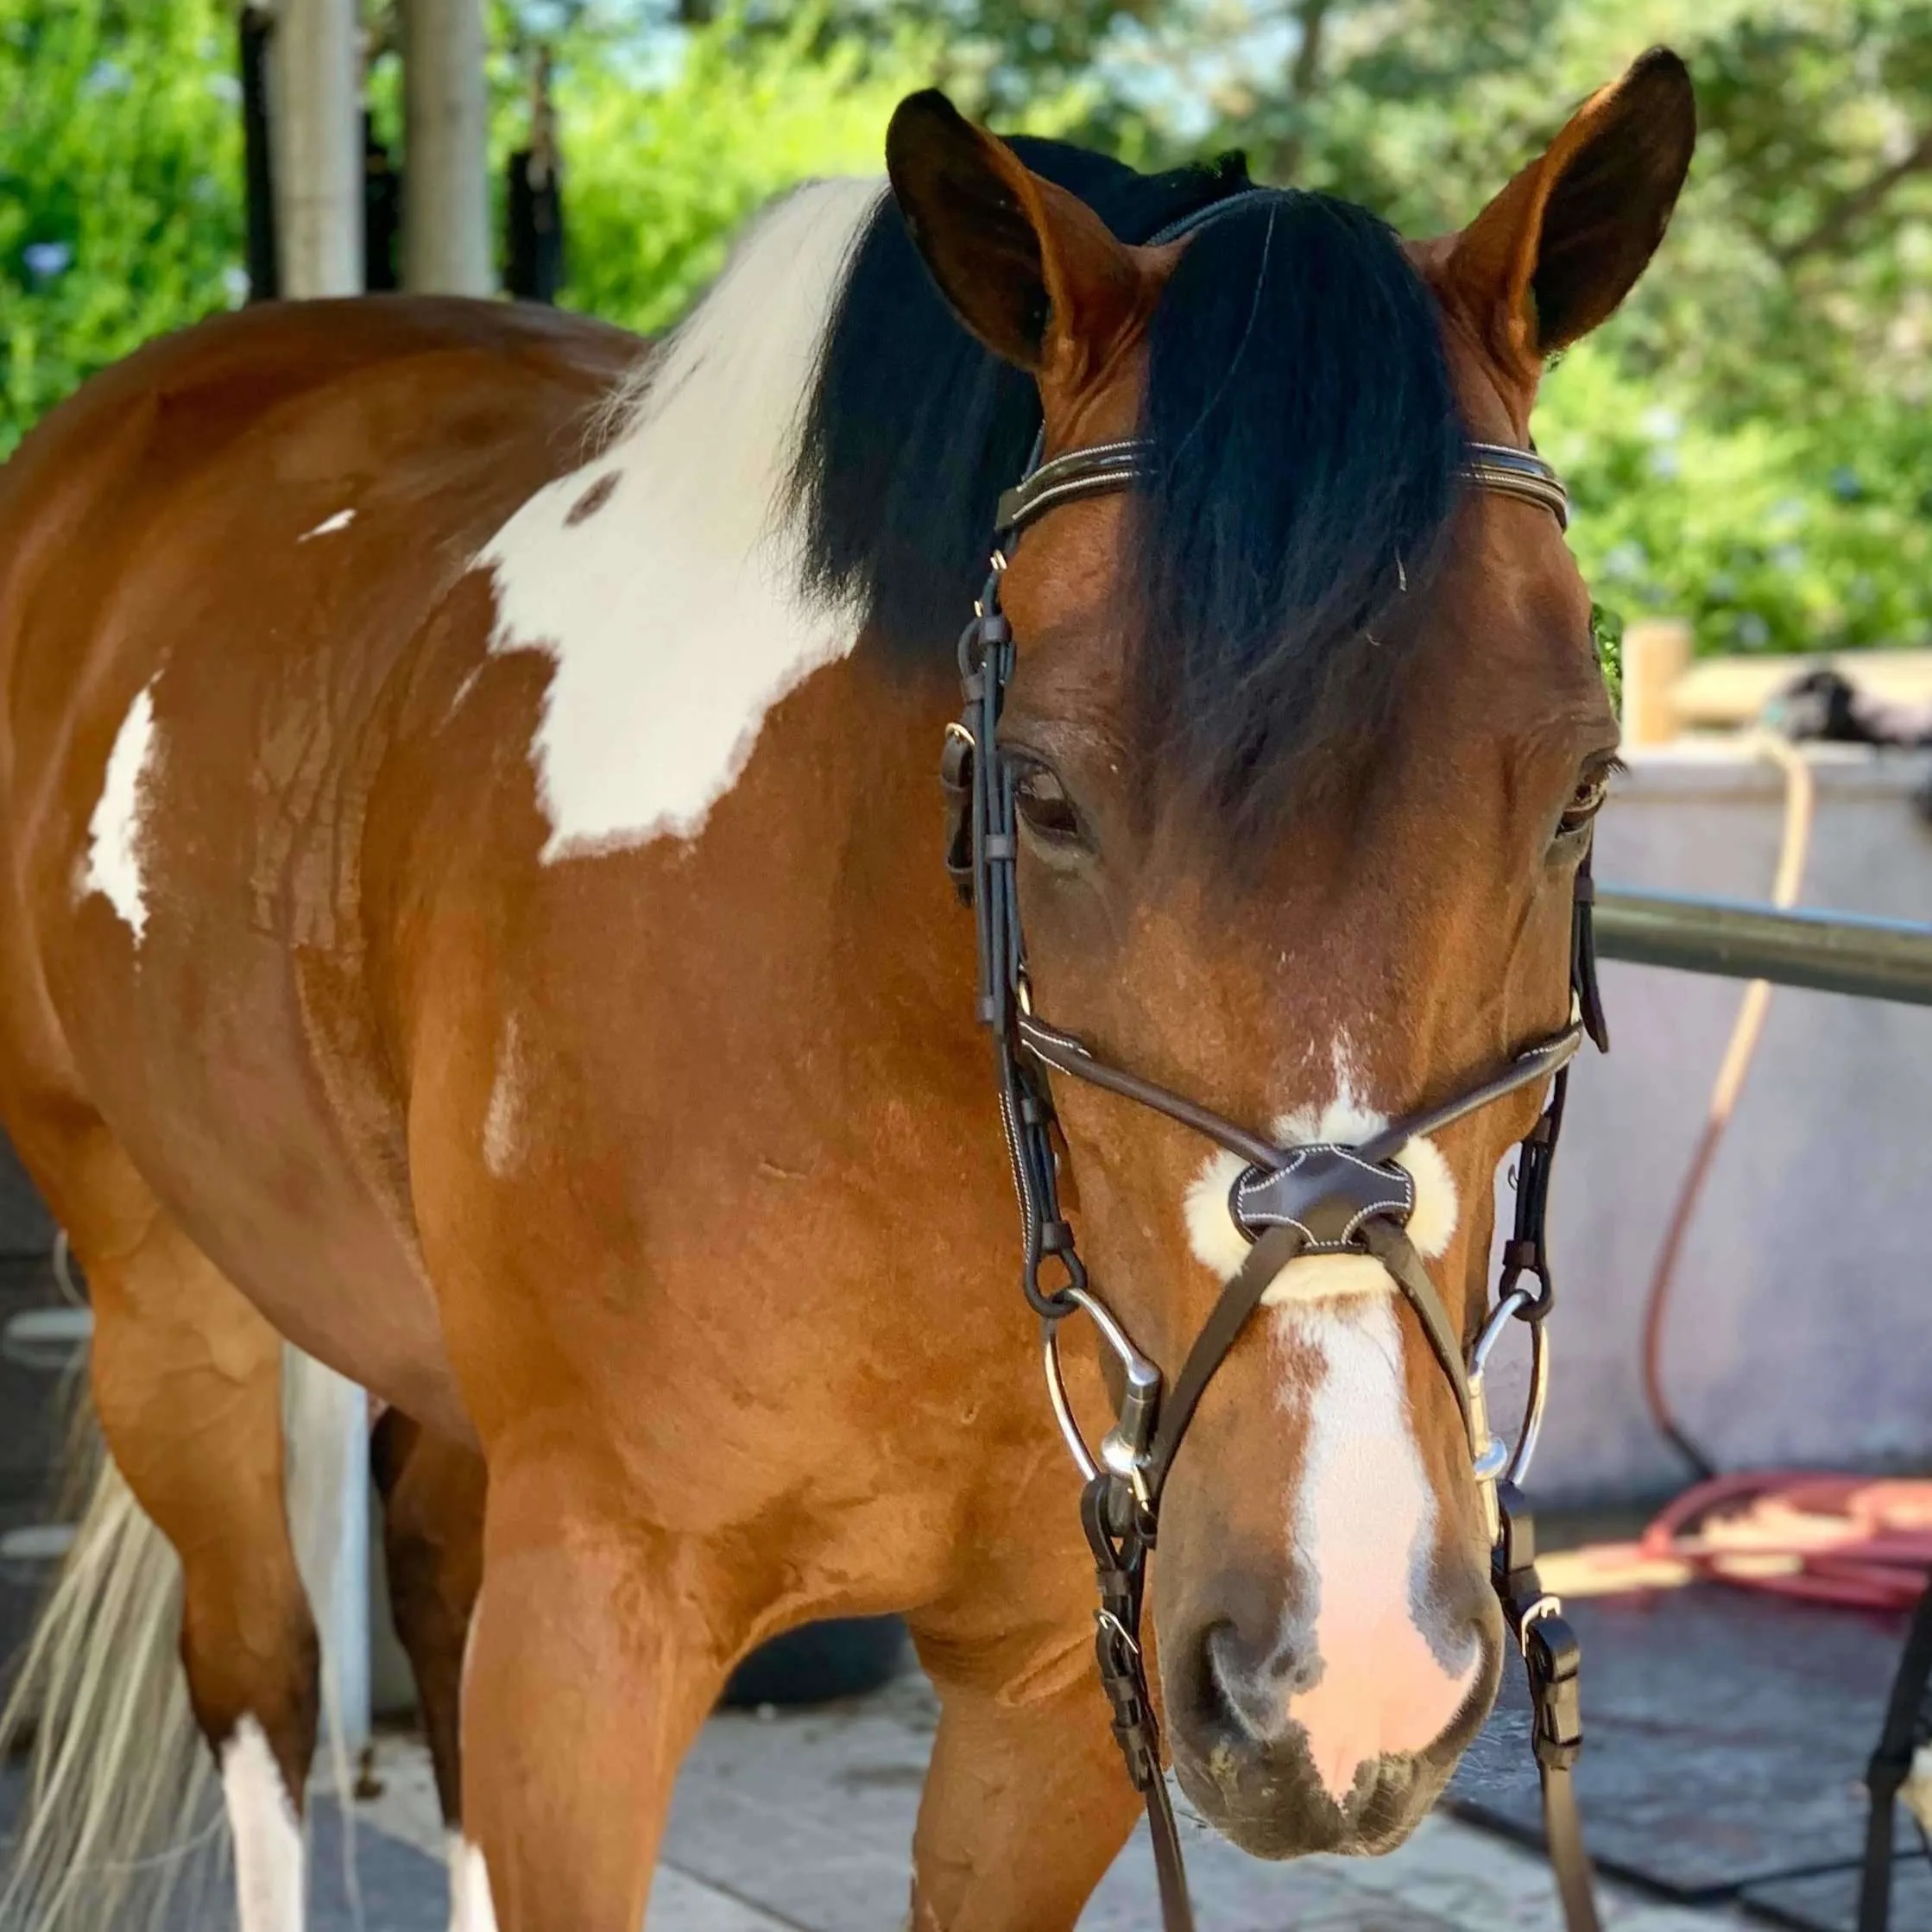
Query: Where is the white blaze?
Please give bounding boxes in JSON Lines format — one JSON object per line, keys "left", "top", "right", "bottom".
{"left": 1277, "top": 1301, "right": 1479, "bottom": 1800}
{"left": 476, "top": 177, "right": 883, "bottom": 862}
{"left": 1179, "top": 1034, "right": 1475, "bottom": 1798}
{"left": 298, "top": 508, "right": 356, "bottom": 540}
{"left": 80, "top": 679, "right": 160, "bottom": 943}
{"left": 220, "top": 1716, "right": 305, "bottom": 1932}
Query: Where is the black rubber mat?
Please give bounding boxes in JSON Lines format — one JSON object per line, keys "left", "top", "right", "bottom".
{"left": 1449, "top": 1582, "right": 1913, "bottom": 1916}
{"left": 1742, "top": 1855, "right": 1932, "bottom": 1931}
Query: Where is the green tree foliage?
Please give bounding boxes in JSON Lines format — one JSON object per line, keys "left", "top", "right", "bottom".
{"left": 6, "top": 0, "right": 1932, "bottom": 655}
{"left": 1185, "top": 0, "right": 1932, "bottom": 654}
{"left": 532, "top": 14, "right": 938, "bottom": 334}
{"left": 0, "top": 0, "right": 243, "bottom": 458}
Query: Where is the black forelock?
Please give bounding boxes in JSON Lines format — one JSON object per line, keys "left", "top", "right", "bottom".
{"left": 1125, "top": 192, "right": 1464, "bottom": 834}
{"left": 788, "top": 138, "right": 1252, "bottom": 650}
{"left": 788, "top": 142, "right": 1464, "bottom": 838}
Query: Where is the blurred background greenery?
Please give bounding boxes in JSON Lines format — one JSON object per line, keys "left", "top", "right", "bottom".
{"left": 3, "top": 1, "right": 1931, "bottom": 656}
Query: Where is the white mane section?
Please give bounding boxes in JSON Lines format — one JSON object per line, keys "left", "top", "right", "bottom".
{"left": 477, "top": 176, "right": 886, "bottom": 862}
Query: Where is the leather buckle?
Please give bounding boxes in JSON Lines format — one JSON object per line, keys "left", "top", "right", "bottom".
{"left": 1525, "top": 1612, "right": 1585, "bottom": 1771}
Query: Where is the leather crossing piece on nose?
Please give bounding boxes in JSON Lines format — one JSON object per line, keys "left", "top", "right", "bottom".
{"left": 1229, "top": 1145, "right": 1415, "bottom": 1251}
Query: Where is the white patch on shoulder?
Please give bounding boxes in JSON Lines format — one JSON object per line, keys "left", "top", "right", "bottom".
{"left": 1276, "top": 1302, "right": 1479, "bottom": 1799}
{"left": 220, "top": 1716, "right": 304, "bottom": 1932}
{"left": 449, "top": 1835, "right": 500, "bottom": 1932}
{"left": 477, "top": 177, "right": 884, "bottom": 862}
{"left": 1180, "top": 1033, "right": 1459, "bottom": 1302}
{"left": 299, "top": 508, "right": 356, "bottom": 540}
{"left": 482, "top": 1017, "right": 522, "bottom": 1178}
{"left": 79, "top": 679, "right": 161, "bottom": 944}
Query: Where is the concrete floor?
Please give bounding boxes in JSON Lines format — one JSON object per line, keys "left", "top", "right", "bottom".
{"left": 325, "top": 1672, "right": 1751, "bottom": 1932}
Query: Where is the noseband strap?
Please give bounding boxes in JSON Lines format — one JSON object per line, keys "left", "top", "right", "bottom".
{"left": 944, "top": 251, "right": 1602, "bottom": 1931}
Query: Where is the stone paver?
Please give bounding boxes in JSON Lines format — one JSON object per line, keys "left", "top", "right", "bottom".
{"left": 340, "top": 1671, "right": 1758, "bottom": 1931}
{"left": 0, "top": 1669, "right": 1778, "bottom": 1929}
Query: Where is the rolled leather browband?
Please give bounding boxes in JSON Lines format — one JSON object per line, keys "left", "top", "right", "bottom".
{"left": 996, "top": 438, "right": 1569, "bottom": 538}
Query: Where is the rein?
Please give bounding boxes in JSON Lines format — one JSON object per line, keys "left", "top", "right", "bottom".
{"left": 941, "top": 399, "right": 1612, "bottom": 1925}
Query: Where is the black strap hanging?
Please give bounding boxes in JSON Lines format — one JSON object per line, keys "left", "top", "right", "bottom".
{"left": 363, "top": 112, "right": 402, "bottom": 294}
{"left": 506, "top": 47, "right": 565, "bottom": 305}
{"left": 238, "top": 4, "right": 277, "bottom": 302}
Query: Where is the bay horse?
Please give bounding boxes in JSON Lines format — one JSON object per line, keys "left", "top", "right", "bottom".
{"left": 0, "top": 48, "right": 1693, "bottom": 1932}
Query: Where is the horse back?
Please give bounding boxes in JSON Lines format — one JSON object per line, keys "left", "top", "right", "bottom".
{"left": 0, "top": 296, "right": 640, "bottom": 1430}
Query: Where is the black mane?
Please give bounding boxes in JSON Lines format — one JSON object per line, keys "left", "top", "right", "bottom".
{"left": 789, "top": 138, "right": 1464, "bottom": 834}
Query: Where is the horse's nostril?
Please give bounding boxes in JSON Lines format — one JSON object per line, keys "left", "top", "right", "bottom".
{"left": 1180, "top": 1594, "right": 1494, "bottom": 1812}
{"left": 1196, "top": 1618, "right": 1311, "bottom": 1747}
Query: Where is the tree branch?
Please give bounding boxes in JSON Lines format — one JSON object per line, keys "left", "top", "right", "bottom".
{"left": 1776, "top": 124, "right": 1932, "bottom": 266}
{"left": 1289, "top": 0, "right": 1331, "bottom": 101}
{"left": 1265, "top": 0, "right": 1332, "bottom": 180}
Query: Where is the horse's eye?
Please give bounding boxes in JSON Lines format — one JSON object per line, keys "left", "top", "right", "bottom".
{"left": 1559, "top": 769, "right": 1611, "bottom": 838}
{"left": 1013, "top": 763, "right": 1083, "bottom": 844}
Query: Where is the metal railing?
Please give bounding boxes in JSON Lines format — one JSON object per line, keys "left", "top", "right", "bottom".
{"left": 1595, "top": 887, "right": 1932, "bottom": 1007}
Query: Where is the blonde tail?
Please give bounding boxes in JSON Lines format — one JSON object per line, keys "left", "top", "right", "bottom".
{"left": 0, "top": 1397, "right": 221, "bottom": 1932}
{"left": 0, "top": 1343, "right": 369, "bottom": 1930}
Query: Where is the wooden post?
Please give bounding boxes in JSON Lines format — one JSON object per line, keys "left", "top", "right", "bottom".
{"left": 402, "top": 0, "right": 492, "bottom": 295}
{"left": 268, "top": 0, "right": 363, "bottom": 299}
{"left": 1622, "top": 618, "right": 1694, "bottom": 749}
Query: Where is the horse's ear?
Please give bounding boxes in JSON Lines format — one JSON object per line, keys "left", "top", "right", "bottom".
{"left": 885, "top": 90, "right": 1156, "bottom": 384}
{"left": 1442, "top": 47, "right": 1695, "bottom": 388}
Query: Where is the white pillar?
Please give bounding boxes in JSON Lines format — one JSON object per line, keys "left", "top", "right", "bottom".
{"left": 402, "top": 0, "right": 492, "bottom": 294}
{"left": 285, "top": 1355, "right": 372, "bottom": 1758}
{"left": 268, "top": 0, "right": 363, "bottom": 299}
{"left": 262, "top": 0, "right": 370, "bottom": 1758}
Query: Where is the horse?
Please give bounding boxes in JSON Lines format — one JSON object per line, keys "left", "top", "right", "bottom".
{"left": 0, "top": 47, "right": 1694, "bottom": 1932}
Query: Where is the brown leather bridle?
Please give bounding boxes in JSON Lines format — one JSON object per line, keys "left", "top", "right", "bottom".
{"left": 939, "top": 237, "right": 1613, "bottom": 1927}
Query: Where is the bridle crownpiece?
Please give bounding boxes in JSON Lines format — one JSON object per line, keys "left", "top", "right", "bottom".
{"left": 940, "top": 184, "right": 1605, "bottom": 1932}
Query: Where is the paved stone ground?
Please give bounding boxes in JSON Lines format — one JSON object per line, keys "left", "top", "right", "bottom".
{"left": 12, "top": 1657, "right": 1915, "bottom": 1929}
{"left": 329, "top": 1671, "right": 1752, "bottom": 1932}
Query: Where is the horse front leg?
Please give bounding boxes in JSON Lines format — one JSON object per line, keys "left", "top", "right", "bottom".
{"left": 907, "top": 1473, "right": 1143, "bottom": 1932}
{"left": 457, "top": 1451, "right": 731, "bottom": 1932}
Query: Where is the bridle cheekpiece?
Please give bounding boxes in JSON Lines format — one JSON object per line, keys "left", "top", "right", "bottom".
{"left": 939, "top": 202, "right": 1611, "bottom": 1932}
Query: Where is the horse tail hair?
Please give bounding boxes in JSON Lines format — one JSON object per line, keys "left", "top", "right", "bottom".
{"left": 0, "top": 1340, "right": 368, "bottom": 1931}
{"left": 0, "top": 1380, "right": 221, "bottom": 1932}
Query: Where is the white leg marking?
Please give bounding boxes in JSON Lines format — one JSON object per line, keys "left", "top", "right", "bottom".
{"left": 298, "top": 508, "right": 356, "bottom": 540}
{"left": 482, "top": 1016, "right": 523, "bottom": 1178}
{"left": 79, "top": 679, "right": 161, "bottom": 942}
{"left": 477, "top": 178, "right": 885, "bottom": 861}
{"left": 1278, "top": 1302, "right": 1479, "bottom": 1800}
{"left": 221, "top": 1715, "right": 305, "bottom": 1932}
{"left": 448, "top": 1834, "right": 501, "bottom": 1932}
